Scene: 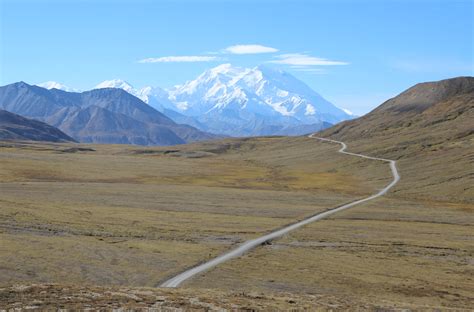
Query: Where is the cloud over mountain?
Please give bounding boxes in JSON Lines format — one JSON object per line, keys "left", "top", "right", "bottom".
{"left": 223, "top": 44, "right": 279, "bottom": 54}
{"left": 139, "top": 56, "right": 220, "bottom": 63}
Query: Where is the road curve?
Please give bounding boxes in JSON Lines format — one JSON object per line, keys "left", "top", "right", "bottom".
{"left": 160, "top": 135, "right": 400, "bottom": 288}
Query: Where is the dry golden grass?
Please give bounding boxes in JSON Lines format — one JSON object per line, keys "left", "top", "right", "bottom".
{"left": 0, "top": 137, "right": 388, "bottom": 289}
{"left": 1, "top": 132, "right": 471, "bottom": 310}
{"left": 188, "top": 197, "right": 474, "bottom": 309}
{"left": 0, "top": 283, "right": 385, "bottom": 311}
{"left": 178, "top": 138, "right": 474, "bottom": 309}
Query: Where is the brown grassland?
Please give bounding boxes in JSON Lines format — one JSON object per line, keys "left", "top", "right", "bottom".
{"left": 0, "top": 129, "right": 472, "bottom": 309}
{"left": 0, "top": 137, "right": 385, "bottom": 292}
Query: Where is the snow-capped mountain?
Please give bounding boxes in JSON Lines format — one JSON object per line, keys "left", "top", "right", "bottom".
{"left": 91, "top": 64, "right": 352, "bottom": 136}
{"left": 135, "top": 86, "right": 177, "bottom": 111}
{"left": 37, "top": 81, "right": 79, "bottom": 92}
{"left": 165, "top": 64, "right": 351, "bottom": 135}
{"left": 95, "top": 79, "right": 137, "bottom": 96}
{"left": 94, "top": 80, "right": 177, "bottom": 112}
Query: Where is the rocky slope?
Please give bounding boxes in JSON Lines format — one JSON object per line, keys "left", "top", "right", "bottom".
{"left": 0, "top": 109, "right": 75, "bottom": 142}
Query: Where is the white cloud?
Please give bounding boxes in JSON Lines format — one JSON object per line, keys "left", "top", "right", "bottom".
{"left": 270, "top": 53, "right": 348, "bottom": 66}
{"left": 224, "top": 44, "right": 278, "bottom": 54}
{"left": 289, "top": 66, "right": 327, "bottom": 74}
{"left": 139, "top": 56, "right": 219, "bottom": 63}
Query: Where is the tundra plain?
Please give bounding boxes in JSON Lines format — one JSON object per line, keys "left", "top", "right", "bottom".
{"left": 0, "top": 134, "right": 472, "bottom": 310}
{"left": 0, "top": 137, "right": 388, "bottom": 284}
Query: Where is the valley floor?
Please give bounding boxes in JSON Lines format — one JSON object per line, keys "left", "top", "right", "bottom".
{"left": 0, "top": 136, "right": 472, "bottom": 310}
{"left": 188, "top": 197, "right": 474, "bottom": 309}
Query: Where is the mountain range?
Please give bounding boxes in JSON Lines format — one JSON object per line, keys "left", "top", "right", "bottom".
{"left": 0, "top": 82, "right": 216, "bottom": 145}
{"left": 39, "top": 64, "right": 353, "bottom": 136}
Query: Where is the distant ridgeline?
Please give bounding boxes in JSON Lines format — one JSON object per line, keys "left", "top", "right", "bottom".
{"left": 0, "top": 82, "right": 217, "bottom": 146}
{"left": 23, "top": 64, "right": 352, "bottom": 142}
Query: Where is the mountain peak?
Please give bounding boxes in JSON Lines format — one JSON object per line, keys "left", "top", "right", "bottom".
{"left": 378, "top": 76, "right": 474, "bottom": 114}
{"left": 165, "top": 64, "right": 351, "bottom": 136}
{"left": 95, "top": 79, "right": 134, "bottom": 93}
{"left": 37, "top": 81, "right": 78, "bottom": 92}
{"left": 92, "top": 80, "right": 169, "bottom": 106}
{"left": 209, "top": 63, "right": 234, "bottom": 74}
{"left": 16, "top": 81, "right": 30, "bottom": 87}
{"left": 205, "top": 64, "right": 248, "bottom": 79}
{"left": 254, "top": 64, "right": 284, "bottom": 75}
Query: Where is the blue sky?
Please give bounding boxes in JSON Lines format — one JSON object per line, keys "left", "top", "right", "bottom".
{"left": 1, "top": 0, "right": 472, "bottom": 115}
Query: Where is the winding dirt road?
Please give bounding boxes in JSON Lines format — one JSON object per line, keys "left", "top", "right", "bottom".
{"left": 160, "top": 135, "right": 400, "bottom": 287}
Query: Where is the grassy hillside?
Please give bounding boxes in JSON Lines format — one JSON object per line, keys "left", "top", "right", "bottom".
{"left": 320, "top": 76, "right": 473, "bottom": 202}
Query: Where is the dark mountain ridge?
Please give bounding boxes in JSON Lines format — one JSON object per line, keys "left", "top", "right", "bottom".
{"left": 0, "top": 109, "right": 75, "bottom": 142}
